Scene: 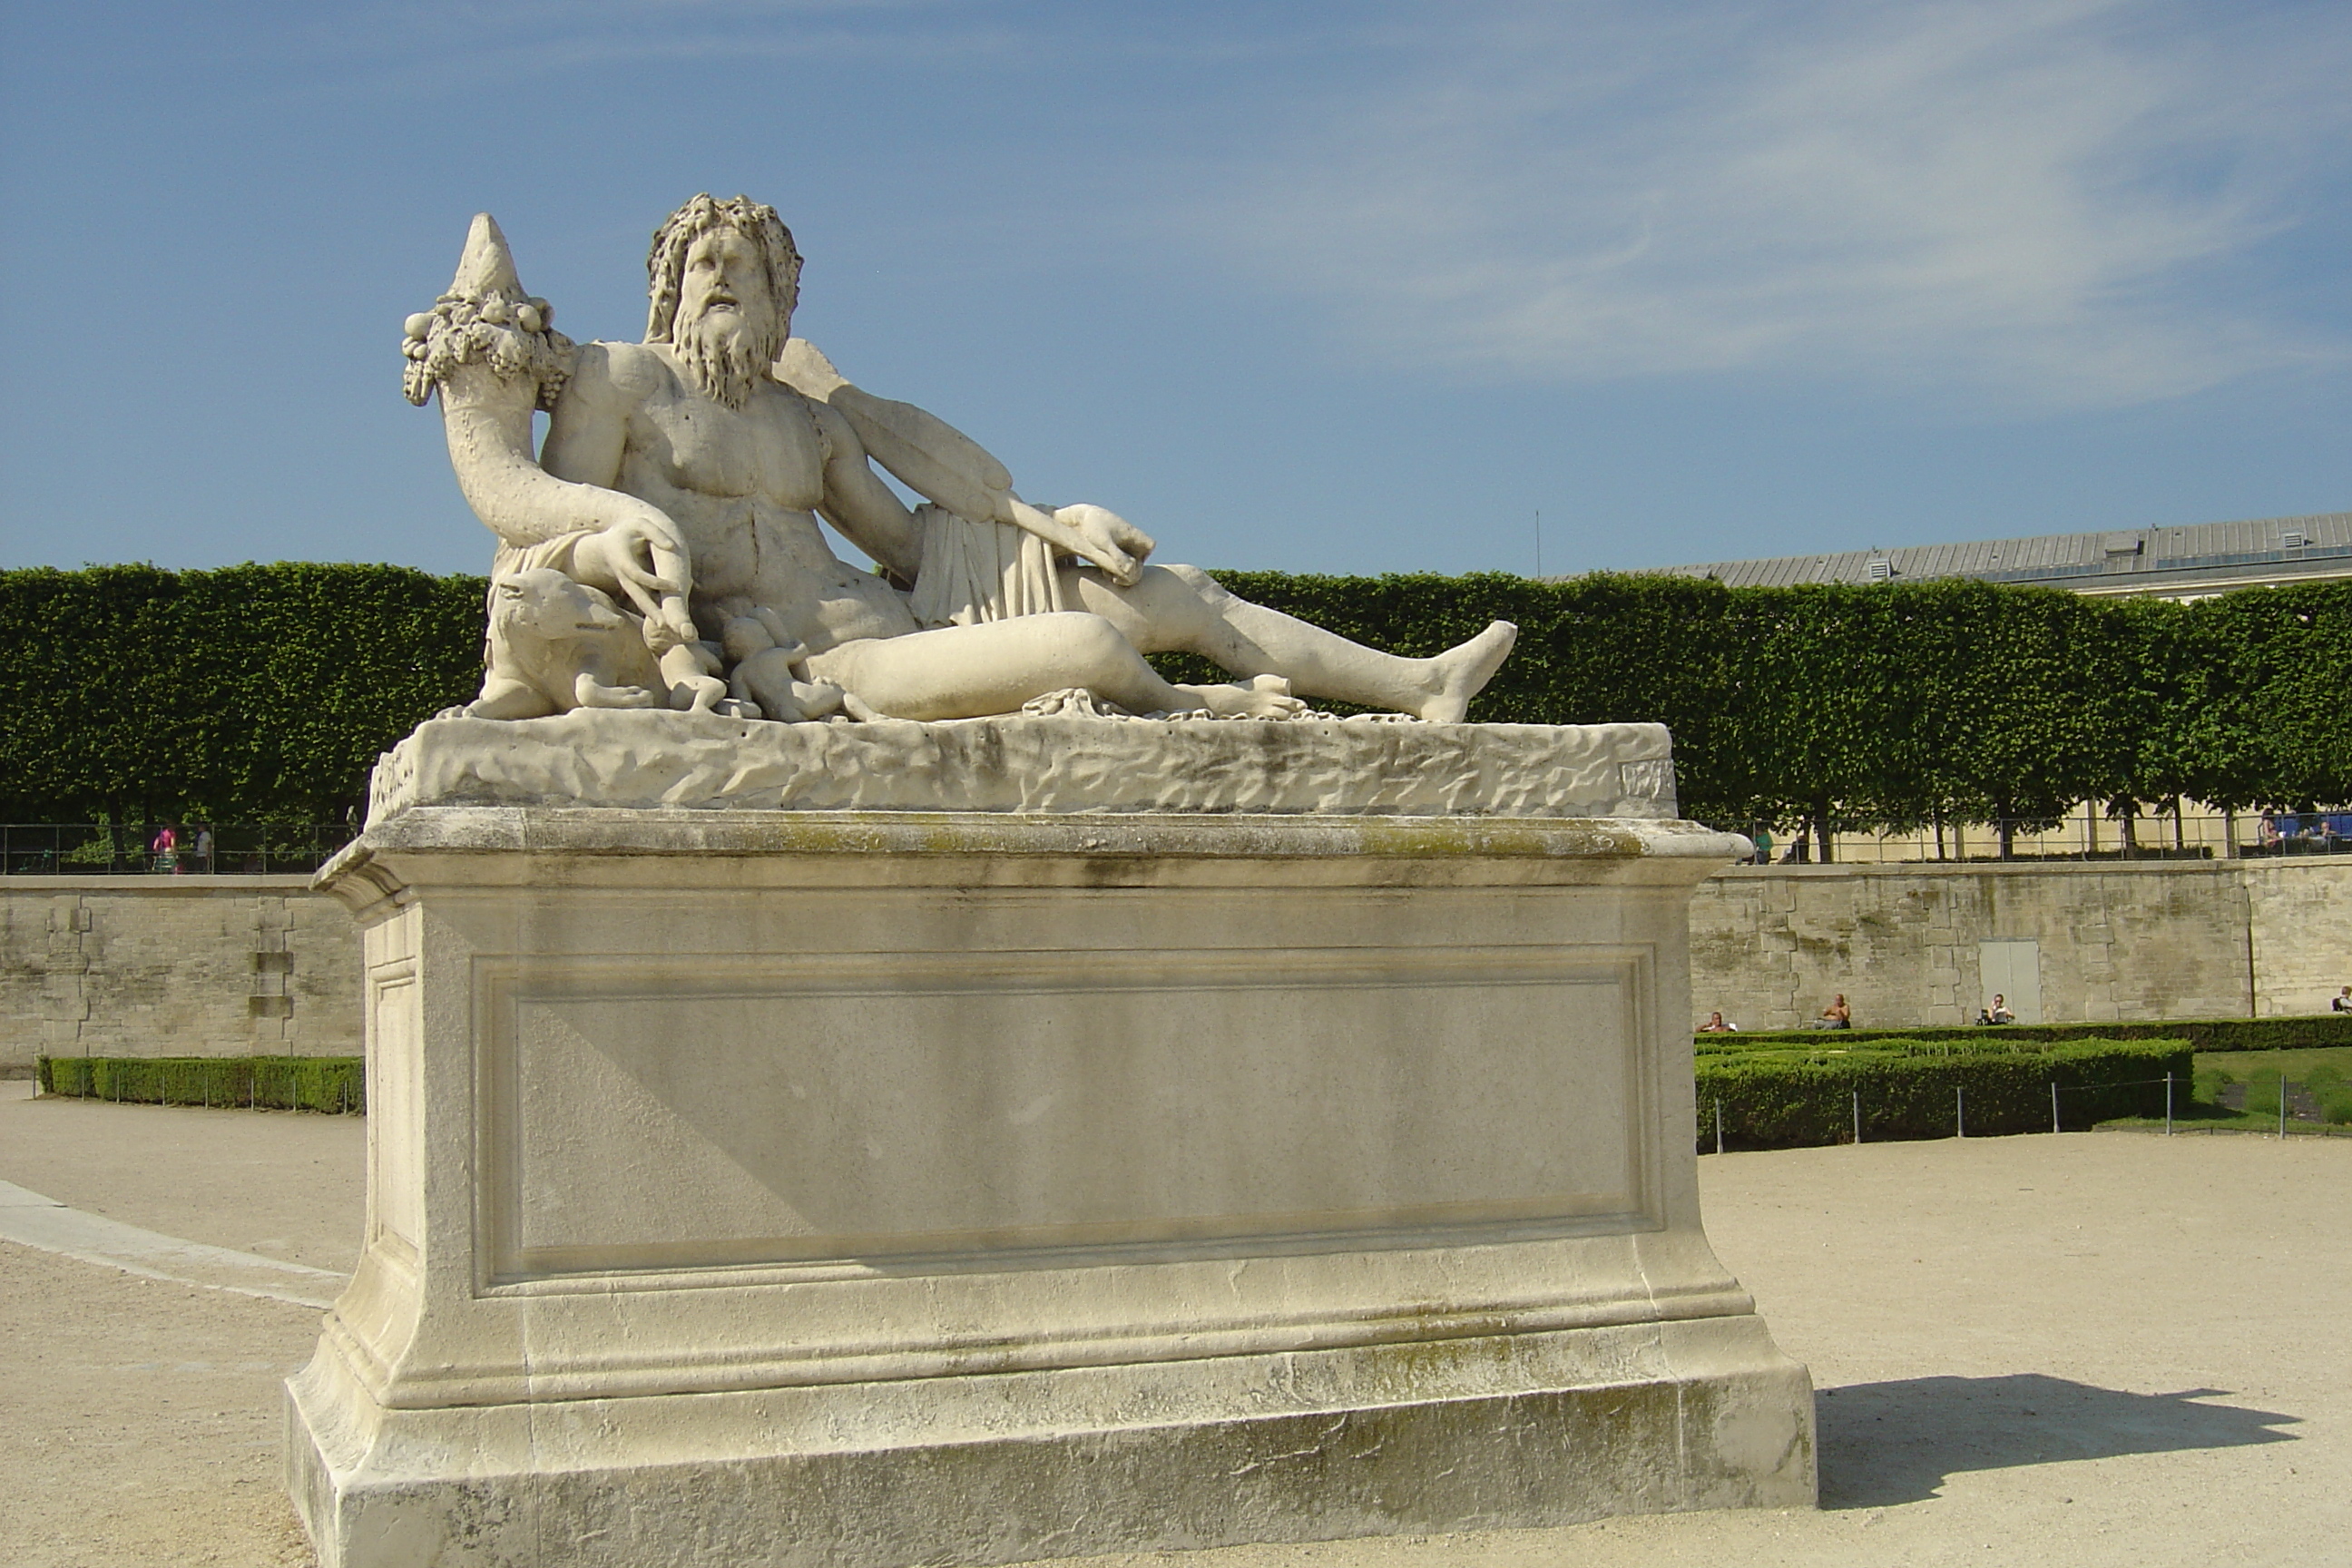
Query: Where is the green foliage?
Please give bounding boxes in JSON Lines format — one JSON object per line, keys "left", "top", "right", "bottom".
{"left": 1703, "top": 1014, "right": 2352, "bottom": 1054}
{"left": 36, "top": 1054, "right": 366, "bottom": 1113}
{"left": 9, "top": 564, "right": 2352, "bottom": 828}
{"left": 2240, "top": 1068, "right": 2284, "bottom": 1117}
{"left": 1693, "top": 1038, "right": 2190, "bottom": 1150}
{"left": 1153, "top": 571, "right": 1749, "bottom": 816}
{"left": 1169, "top": 573, "right": 2352, "bottom": 838}
{"left": 0, "top": 564, "right": 483, "bottom": 825}
{"left": 2190, "top": 1046, "right": 2352, "bottom": 1123}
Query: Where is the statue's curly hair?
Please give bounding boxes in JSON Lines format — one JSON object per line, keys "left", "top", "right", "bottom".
{"left": 644, "top": 193, "right": 801, "bottom": 348}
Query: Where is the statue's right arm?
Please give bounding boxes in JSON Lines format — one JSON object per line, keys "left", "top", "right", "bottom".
{"left": 538, "top": 343, "right": 632, "bottom": 492}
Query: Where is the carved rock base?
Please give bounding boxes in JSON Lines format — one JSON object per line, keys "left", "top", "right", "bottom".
{"left": 288, "top": 806, "right": 1812, "bottom": 1568}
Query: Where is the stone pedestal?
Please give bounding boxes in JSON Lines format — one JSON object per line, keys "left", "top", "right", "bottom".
{"left": 289, "top": 716, "right": 1812, "bottom": 1567}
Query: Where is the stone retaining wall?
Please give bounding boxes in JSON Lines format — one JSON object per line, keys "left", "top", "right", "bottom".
{"left": 5, "top": 857, "right": 2347, "bottom": 1073}
{"left": 1, "top": 877, "right": 362, "bottom": 1073}
{"left": 1690, "top": 857, "right": 2348, "bottom": 1031}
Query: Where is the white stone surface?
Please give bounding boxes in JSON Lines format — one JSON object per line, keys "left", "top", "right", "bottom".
{"left": 367, "top": 711, "right": 1680, "bottom": 820}
{"left": 288, "top": 806, "right": 1811, "bottom": 1568}
{"left": 410, "top": 197, "right": 1522, "bottom": 726}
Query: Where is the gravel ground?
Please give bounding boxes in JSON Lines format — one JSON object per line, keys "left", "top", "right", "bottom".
{"left": 1, "top": 1082, "right": 2343, "bottom": 1568}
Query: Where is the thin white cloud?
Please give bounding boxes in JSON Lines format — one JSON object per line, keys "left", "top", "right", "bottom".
{"left": 1191, "top": 0, "right": 2352, "bottom": 410}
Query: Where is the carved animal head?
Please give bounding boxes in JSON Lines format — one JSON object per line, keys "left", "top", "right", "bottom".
{"left": 492, "top": 569, "right": 628, "bottom": 642}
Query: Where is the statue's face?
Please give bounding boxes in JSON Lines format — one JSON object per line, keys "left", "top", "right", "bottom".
{"left": 676, "top": 226, "right": 779, "bottom": 351}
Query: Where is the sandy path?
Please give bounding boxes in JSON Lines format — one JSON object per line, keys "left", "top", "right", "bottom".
{"left": 0, "top": 1239, "right": 320, "bottom": 1568}
{"left": 0, "top": 1082, "right": 364, "bottom": 1273}
{"left": 1, "top": 1081, "right": 2343, "bottom": 1568}
{"left": 1068, "top": 1132, "right": 2350, "bottom": 1568}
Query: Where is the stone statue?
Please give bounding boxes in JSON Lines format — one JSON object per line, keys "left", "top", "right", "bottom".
{"left": 465, "top": 568, "right": 730, "bottom": 720}
{"left": 406, "top": 195, "right": 1517, "bottom": 723}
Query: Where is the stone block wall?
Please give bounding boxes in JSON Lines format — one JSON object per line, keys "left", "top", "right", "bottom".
{"left": 2243, "top": 861, "right": 2352, "bottom": 1017}
{"left": 5, "top": 856, "right": 2347, "bottom": 1074}
{"left": 0, "top": 877, "right": 362, "bottom": 1074}
{"left": 1686, "top": 858, "right": 2349, "bottom": 1032}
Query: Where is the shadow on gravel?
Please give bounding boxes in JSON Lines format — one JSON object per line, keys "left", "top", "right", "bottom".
{"left": 1818, "top": 1374, "right": 2298, "bottom": 1508}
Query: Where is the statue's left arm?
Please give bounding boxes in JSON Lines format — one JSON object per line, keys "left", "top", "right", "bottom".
{"left": 776, "top": 339, "right": 1156, "bottom": 587}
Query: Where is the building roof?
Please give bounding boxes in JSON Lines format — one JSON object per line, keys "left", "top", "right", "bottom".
{"left": 1643, "top": 509, "right": 2352, "bottom": 598}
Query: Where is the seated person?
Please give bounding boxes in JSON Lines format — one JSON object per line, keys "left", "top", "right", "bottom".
{"left": 1697, "top": 1011, "right": 1737, "bottom": 1034}
{"left": 1986, "top": 994, "right": 2016, "bottom": 1024}
{"left": 1817, "top": 994, "right": 1852, "bottom": 1031}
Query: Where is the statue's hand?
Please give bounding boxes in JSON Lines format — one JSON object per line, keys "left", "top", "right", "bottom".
{"left": 1053, "top": 505, "right": 1157, "bottom": 588}
{"left": 581, "top": 506, "right": 696, "bottom": 646}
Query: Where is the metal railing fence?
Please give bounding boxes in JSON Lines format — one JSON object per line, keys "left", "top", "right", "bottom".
{"left": 1, "top": 823, "right": 357, "bottom": 877}
{"left": 1712, "top": 809, "right": 2352, "bottom": 867}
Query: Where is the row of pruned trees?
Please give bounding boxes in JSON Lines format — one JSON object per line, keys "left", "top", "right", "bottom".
{"left": 0, "top": 564, "right": 484, "bottom": 828}
{"left": 1192, "top": 571, "right": 2352, "bottom": 857}
{"left": 3, "top": 564, "right": 2348, "bottom": 848}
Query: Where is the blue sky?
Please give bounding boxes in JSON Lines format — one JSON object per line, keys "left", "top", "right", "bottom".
{"left": 3, "top": 0, "right": 2347, "bottom": 579}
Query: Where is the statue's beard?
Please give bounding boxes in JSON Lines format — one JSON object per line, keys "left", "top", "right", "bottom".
{"left": 674, "top": 309, "right": 777, "bottom": 410}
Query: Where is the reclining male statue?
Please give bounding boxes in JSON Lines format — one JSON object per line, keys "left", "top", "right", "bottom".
{"left": 405, "top": 193, "right": 1516, "bottom": 723}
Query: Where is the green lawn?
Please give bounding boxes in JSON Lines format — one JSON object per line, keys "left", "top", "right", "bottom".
{"left": 2101, "top": 1045, "right": 2352, "bottom": 1133}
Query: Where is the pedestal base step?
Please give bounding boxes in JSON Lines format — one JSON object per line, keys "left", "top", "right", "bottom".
{"left": 289, "top": 1316, "right": 1814, "bottom": 1568}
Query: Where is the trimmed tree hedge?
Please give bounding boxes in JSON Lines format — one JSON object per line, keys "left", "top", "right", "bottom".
{"left": 37, "top": 1054, "right": 366, "bottom": 1113}
{"left": 5, "top": 564, "right": 2351, "bottom": 834}
{"left": 0, "top": 564, "right": 483, "bottom": 826}
{"left": 1700, "top": 1014, "right": 2352, "bottom": 1055}
{"left": 1693, "top": 1037, "right": 2191, "bottom": 1151}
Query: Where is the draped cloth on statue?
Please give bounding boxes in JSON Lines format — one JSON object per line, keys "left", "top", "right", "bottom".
{"left": 908, "top": 503, "right": 1069, "bottom": 629}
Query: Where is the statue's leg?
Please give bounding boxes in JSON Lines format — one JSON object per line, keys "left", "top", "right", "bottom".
{"left": 1062, "top": 564, "right": 1516, "bottom": 723}
{"left": 466, "top": 675, "right": 557, "bottom": 720}
{"left": 806, "top": 614, "right": 1303, "bottom": 721}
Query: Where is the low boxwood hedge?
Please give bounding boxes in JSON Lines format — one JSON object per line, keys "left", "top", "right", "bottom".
{"left": 37, "top": 1054, "right": 364, "bottom": 1113}
{"left": 1699, "top": 1014, "right": 2350, "bottom": 1055}
{"left": 1693, "top": 1037, "right": 2190, "bottom": 1151}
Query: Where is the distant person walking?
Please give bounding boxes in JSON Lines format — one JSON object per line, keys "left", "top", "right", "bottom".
{"left": 150, "top": 822, "right": 179, "bottom": 874}
{"left": 191, "top": 823, "right": 214, "bottom": 875}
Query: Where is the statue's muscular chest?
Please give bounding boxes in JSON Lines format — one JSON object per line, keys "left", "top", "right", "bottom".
{"left": 626, "top": 384, "right": 824, "bottom": 509}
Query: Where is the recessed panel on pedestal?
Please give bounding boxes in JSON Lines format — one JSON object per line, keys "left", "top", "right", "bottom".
{"left": 481, "top": 944, "right": 1650, "bottom": 1278}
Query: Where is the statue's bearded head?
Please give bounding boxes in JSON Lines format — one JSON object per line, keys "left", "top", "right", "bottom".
{"left": 645, "top": 194, "right": 802, "bottom": 410}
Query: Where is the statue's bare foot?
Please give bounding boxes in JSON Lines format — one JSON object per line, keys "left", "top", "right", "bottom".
{"left": 1178, "top": 674, "right": 1308, "bottom": 719}
{"left": 1416, "top": 621, "right": 1518, "bottom": 723}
